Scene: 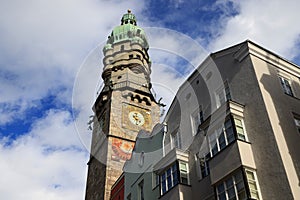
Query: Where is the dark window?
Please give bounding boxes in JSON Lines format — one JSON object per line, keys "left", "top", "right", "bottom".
{"left": 294, "top": 117, "right": 300, "bottom": 134}
{"left": 160, "top": 161, "right": 189, "bottom": 195}
{"left": 138, "top": 181, "right": 144, "bottom": 200}
{"left": 279, "top": 77, "right": 294, "bottom": 96}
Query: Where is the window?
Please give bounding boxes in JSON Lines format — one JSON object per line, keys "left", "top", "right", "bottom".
{"left": 233, "top": 117, "right": 247, "bottom": 141}
{"left": 198, "top": 153, "right": 210, "bottom": 179}
{"left": 171, "top": 130, "right": 181, "bottom": 149}
{"left": 208, "top": 119, "right": 235, "bottom": 157}
{"left": 279, "top": 77, "right": 294, "bottom": 96}
{"left": 160, "top": 163, "right": 178, "bottom": 195}
{"left": 129, "top": 54, "right": 133, "bottom": 59}
{"left": 179, "top": 161, "right": 189, "bottom": 184}
{"left": 138, "top": 180, "right": 144, "bottom": 200}
{"left": 136, "top": 55, "right": 141, "bottom": 59}
{"left": 294, "top": 117, "right": 300, "bottom": 134}
{"left": 245, "top": 169, "right": 261, "bottom": 199}
{"left": 191, "top": 107, "right": 204, "bottom": 136}
{"left": 216, "top": 171, "right": 246, "bottom": 200}
{"left": 216, "top": 82, "right": 231, "bottom": 108}
{"left": 160, "top": 161, "right": 189, "bottom": 195}
{"left": 208, "top": 117, "right": 248, "bottom": 157}
{"left": 152, "top": 173, "right": 159, "bottom": 189}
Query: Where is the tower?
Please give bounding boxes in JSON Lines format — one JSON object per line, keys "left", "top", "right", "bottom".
{"left": 85, "top": 10, "right": 160, "bottom": 200}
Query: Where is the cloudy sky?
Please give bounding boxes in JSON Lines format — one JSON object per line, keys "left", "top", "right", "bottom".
{"left": 1, "top": 0, "right": 300, "bottom": 199}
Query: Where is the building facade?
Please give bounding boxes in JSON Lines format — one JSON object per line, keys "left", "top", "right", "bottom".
{"left": 84, "top": 11, "right": 160, "bottom": 200}
{"left": 123, "top": 40, "right": 300, "bottom": 200}
{"left": 85, "top": 10, "right": 300, "bottom": 200}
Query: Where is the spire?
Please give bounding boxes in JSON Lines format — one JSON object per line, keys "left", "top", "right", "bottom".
{"left": 121, "top": 9, "right": 137, "bottom": 25}
{"left": 103, "top": 10, "right": 149, "bottom": 51}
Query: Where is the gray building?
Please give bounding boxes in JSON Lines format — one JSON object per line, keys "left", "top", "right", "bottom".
{"left": 123, "top": 124, "right": 165, "bottom": 200}
{"left": 124, "top": 40, "right": 300, "bottom": 199}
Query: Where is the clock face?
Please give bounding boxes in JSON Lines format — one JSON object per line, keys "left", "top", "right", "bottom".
{"left": 128, "top": 111, "right": 145, "bottom": 126}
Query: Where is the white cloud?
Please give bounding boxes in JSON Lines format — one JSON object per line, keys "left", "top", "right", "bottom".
{"left": 0, "top": 109, "right": 88, "bottom": 200}
{"left": 0, "top": 0, "right": 146, "bottom": 125}
{"left": 209, "top": 0, "right": 300, "bottom": 60}
{"left": 2, "top": 0, "right": 300, "bottom": 199}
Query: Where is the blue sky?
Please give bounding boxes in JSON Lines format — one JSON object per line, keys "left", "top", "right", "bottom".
{"left": 1, "top": 0, "right": 300, "bottom": 199}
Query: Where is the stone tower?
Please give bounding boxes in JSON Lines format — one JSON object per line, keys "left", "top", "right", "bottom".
{"left": 85, "top": 10, "right": 160, "bottom": 200}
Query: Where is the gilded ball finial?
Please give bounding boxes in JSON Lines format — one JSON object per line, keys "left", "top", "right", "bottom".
{"left": 128, "top": 9, "right": 131, "bottom": 13}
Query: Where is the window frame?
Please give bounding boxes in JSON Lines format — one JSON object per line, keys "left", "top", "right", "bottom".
{"left": 233, "top": 116, "right": 248, "bottom": 142}
{"left": 138, "top": 180, "right": 144, "bottom": 200}
{"left": 191, "top": 106, "right": 204, "bottom": 136}
{"left": 244, "top": 169, "right": 262, "bottom": 200}
{"left": 171, "top": 129, "right": 182, "bottom": 149}
{"left": 208, "top": 118, "right": 235, "bottom": 157}
{"left": 215, "top": 82, "right": 231, "bottom": 108}
{"left": 215, "top": 170, "right": 247, "bottom": 200}
{"left": 279, "top": 76, "right": 294, "bottom": 96}
{"left": 159, "top": 161, "right": 190, "bottom": 195}
{"left": 294, "top": 117, "right": 300, "bottom": 134}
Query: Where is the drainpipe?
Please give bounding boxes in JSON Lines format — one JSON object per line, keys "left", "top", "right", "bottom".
{"left": 163, "top": 122, "right": 168, "bottom": 157}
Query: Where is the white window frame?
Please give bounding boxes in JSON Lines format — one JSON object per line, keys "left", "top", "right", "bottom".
{"left": 245, "top": 169, "right": 262, "bottom": 200}
{"left": 216, "top": 170, "right": 246, "bottom": 200}
{"left": 179, "top": 161, "right": 190, "bottom": 185}
{"left": 160, "top": 163, "right": 178, "bottom": 195}
{"left": 233, "top": 117, "right": 248, "bottom": 141}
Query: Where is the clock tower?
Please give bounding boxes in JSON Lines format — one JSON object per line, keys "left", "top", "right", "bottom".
{"left": 85, "top": 10, "right": 160, "bottom": 200}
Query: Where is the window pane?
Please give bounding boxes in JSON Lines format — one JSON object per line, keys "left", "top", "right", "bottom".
{"left": 218, "top": 193, "right": 226, "bottom": 200}
{"left": 227, "top": 187, "right": 235, "bottom": 199}
{"left": 217, "top": 183, "right": 225, "bottom": 193}
{"left": 173, "top": 171, "right": 178, "bottom": 185}
{"left": 249, "top": 182, "right": 257, "bottom": 190}
{"left": 219, "top": 132, "right": 226, "bottom": 150}
{"left": 246, "top": 171, "right": 255, "bottom": 180}
{"left": 234, "top": 118, "right": 242, "bottom": 126}
{"left": 180, "top": 162, "right": 187, "bottom": 171}
{"left": 238, "top": 190, "right": 246, "bottom": 200}
{"left": 250, "top": 191, "right": 259, "bottom": 199}
{"left": 226, "top": 178, "right": 233, "bottom": 187}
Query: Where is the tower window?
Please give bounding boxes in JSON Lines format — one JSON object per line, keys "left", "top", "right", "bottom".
{"left": 121, "top": 45, "right": 124, "bottom": 51}
{"left": 279, "top": 77, "right": 293, "bottom": 96}
{"left": 136, "top": 55, "right": 141, "bottom": 59}
{"left": 129, "top": 54, "right": 133, "bottom": 59}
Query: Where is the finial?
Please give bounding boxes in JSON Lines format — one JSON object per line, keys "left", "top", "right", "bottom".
{"left": 128, "top": 9, "right": 131, "bottom": 13}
